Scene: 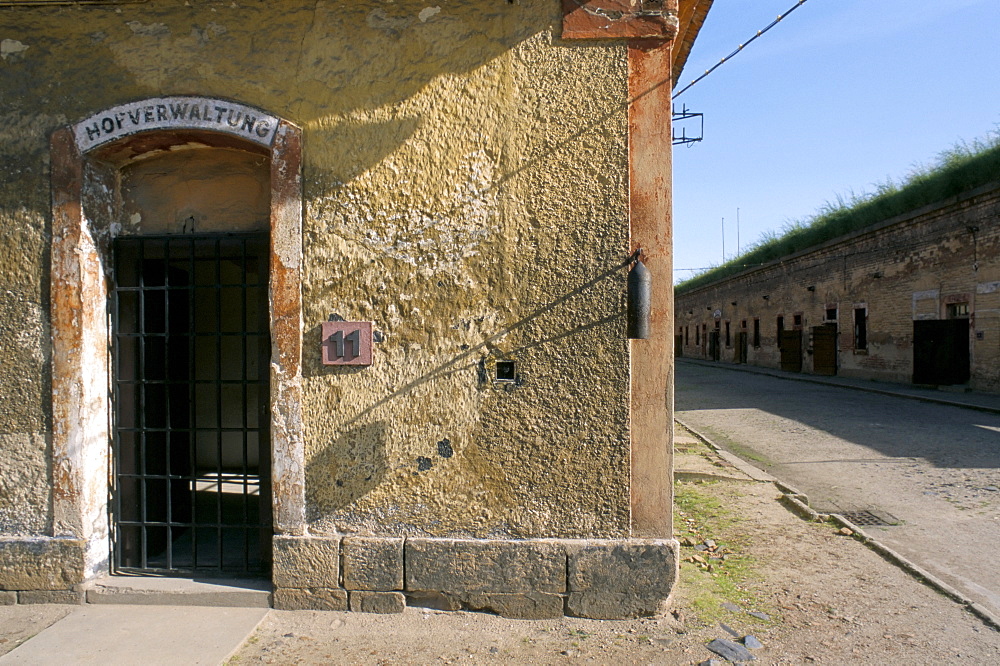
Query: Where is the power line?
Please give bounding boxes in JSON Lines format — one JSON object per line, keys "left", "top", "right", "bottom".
{"left": 673, "top": 0, "right": 812, "bottom": 100}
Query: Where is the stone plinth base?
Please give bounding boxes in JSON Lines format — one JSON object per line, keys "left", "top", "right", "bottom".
{"left": 2, "top": 535, "right": 677, "bottom": 618}
{"left": 273, "top": 536, "right": 678, "bottom": 619}
{"left": 0, "top": 537, "right": 87, "bottom": 592}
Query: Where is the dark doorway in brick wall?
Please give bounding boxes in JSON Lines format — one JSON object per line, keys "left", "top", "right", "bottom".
{"left": 913, "top": 320, "right": 970, "bottom": 385}
{"left": 780, "top": 329, "right": 802, "bottom": 372}
{"left": 812, "top": 323, "right": 838, "bottom": 376}
{"left": 734, "top": 332, "right": 748, "bottom": 364}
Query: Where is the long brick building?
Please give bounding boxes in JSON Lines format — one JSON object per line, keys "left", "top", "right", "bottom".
{"left": 675, "top": 180, "right": 1000, "bottom": 393}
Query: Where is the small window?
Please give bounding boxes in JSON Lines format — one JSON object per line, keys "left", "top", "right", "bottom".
{"left": 947, "top": 303, "right": 969, "bottom": 319}
{"left": 685, "top": 326, "right": 689, "bottom": 346}
{"left": 793, "top": 313, "right": 803, "bottom": 327}
{"left": 777, "top": 316, "right": 784, "bottom": 348}
{"left": 696, "top": 325, "right": 700, "bottom": 345}
{"left": 496, "top": 360, "right": 516, "bottom": 381}
{"left": 725, "top": 321, "right": 731, "bottom": 347}
{"left": 826, "top": 307, "right": 837, "bottom": 321}
{"left": 854, "top": 308, "right": 867, "bottom": 350}
{"left": 753, "top": 318, "right": 760, "bottom": 348}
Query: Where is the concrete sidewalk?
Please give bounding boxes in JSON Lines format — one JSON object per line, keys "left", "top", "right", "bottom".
{"left": 0, "top": 605, "right": 267, "bottom": 665}
{"left": 678, "top": 356, "right": 1000, "bottom": 414}
{"left": 0, "top": 578, "right": 272, "bottom": 664}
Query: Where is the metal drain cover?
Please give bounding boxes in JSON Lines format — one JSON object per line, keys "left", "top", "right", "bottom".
{"left": 838, "top": 510, "right": 900, "bottom": 527}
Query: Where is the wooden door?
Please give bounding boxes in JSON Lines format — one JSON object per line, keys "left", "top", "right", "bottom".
{"left": 812, "top": 324, "right": 837, "bottom": 376}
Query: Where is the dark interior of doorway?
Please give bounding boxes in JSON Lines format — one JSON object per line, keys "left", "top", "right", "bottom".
{"left": 111, "top": 234, "right": 271, "bottom": 576}
{"left": 780, "top": 329, "right": 802, "bottom": 372}
{"left": 913, "top": 319, "right": 970, "bottom": 385}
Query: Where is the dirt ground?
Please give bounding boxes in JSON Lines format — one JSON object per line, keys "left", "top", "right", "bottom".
{"left": 226, "top": 426, "right": 1000, "bottom": 664}
{"left": 4, "top": 425, "right": 999, "bottom": 664}
{"left": 674, "top": 360, "right": 1000, "bottom": 620}
{"left": 0, "top": 604, "right": 74, "bottom": 658}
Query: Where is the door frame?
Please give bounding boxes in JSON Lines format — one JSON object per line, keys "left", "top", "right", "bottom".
{"left": 50, "top": 98, "right": 304, "bottom": 579}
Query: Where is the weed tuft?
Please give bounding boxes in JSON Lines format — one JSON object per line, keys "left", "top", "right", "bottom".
{"left": 674, "top": 483, "right": 774, "bottom": 627}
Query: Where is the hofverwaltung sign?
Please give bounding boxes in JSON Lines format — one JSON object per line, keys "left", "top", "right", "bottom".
{"left": 73, "top": 96, "right": 278, "bottom": 152}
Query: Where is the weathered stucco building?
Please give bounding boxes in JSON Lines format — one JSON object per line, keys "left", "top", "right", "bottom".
{"left": 675, "top": 180, "right": 1000, "bottom": 393}
{"left": 0, "top": 1, "right": 712, "bottom": 618}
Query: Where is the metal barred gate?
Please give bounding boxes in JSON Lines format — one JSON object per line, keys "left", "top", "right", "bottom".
{"left": 110, "top": 234, "right": 271, "bottom": 576}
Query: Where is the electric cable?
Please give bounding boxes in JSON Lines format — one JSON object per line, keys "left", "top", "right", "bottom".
{"left": 673, "top": 0, "right": 811, "bottom": 100}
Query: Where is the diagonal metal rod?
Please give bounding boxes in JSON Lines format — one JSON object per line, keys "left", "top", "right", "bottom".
{"left": 673, "top": 0, "right": 811, "bottom": 100}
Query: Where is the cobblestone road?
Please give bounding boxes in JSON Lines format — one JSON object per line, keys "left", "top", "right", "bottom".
{"left": 675, "top": 359, "right": 1000, "bottom": 618}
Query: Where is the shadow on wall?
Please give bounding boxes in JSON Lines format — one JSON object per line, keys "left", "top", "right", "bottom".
{"left": 302, "top": 252, "right": 631, "bottom": 521}
{"left": 302, "top": 253, "right": 632, "bottom": 394}
{"left": 0, "top": 0, "right": 550, "bottom": 191}
{"left": 307, "top": 421, "right": 388, "bottom": 512}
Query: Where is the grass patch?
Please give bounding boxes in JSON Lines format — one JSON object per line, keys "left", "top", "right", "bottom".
{"left": 674, "top": 483, "right": 772, "bottom": 627}
{"left": 692, "top": 428, "right": 770, "bottom": 466}
{"left": 677, "top": 131, "right": 1000, "bottom": 294}
{"left": 675, "top": 482, "right": 730, "bottom": 529}
{"left": 722, "top": 440, "right": 770, "bottom": 466}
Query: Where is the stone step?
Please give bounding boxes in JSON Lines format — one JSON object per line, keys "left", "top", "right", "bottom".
{"left": 84, "top": 576, "right": 272, "bottom": 608}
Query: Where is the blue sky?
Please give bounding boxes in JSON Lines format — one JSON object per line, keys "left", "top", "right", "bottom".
{"left": 672, "top": 0, "right": 1000, "bottom": 283}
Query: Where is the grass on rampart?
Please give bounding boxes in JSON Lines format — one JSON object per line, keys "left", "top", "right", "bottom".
{"left": 676, "top": 132, "right": 1000, "bottom": 295}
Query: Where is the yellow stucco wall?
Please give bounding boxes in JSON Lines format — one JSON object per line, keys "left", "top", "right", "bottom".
{"left": 0, "top": 1, "right": 631, "bottom": 539}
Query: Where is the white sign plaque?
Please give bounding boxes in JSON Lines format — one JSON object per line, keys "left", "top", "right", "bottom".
{"left": 73, "top": 96, "right": 278, "bottom": 152}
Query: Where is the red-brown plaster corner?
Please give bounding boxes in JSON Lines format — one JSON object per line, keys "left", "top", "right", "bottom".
{"left": 627, "top": 40, "right": 674, "bottom": 538}
{"left": 562, "top": 0, "right": 679, "bottom": 40}
{"left": 268, "top": 119, "right": 306, "bottom": 536}
{"left": 49, "top": 127, "right": 84, "bottom": 535}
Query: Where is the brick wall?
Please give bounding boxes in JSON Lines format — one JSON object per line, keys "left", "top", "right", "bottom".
{"left": 675, "top": 181, "right": 1000, "bottom": 392}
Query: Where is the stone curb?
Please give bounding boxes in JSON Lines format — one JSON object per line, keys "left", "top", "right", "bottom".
{"left": 828, "top": 514, "right": 1000, "bottom": 632}
{"left": 678, "top": 417, "right": 1000, "bottom": 633}
{"left": 674, "top": 418, "right": 776, "bottom": 482}
{"left": 677, "top": 358, "right": 1000, "bottom": 416}
{"left": 777, "top": 493, "right": 826, "bottom": 523}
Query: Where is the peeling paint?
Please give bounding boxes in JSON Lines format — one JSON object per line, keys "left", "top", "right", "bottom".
{"left": 562, "top": 0, "right": 680, "bottom": 40}
{"left": 0, "top": 38, "right": 29, "bottom": 60}
{"left": 418, "top": 7, "right": 442, "bottom": 22}
{"left": 126, "top": 21, "right": 170, "bottom": 37}
{"left": 48, "top": 127, "right": 111, "bottom": 578}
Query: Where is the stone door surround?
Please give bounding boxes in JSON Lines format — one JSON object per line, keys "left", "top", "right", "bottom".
{"left": 49, "top": 97, "right": 306, "bottom": 580}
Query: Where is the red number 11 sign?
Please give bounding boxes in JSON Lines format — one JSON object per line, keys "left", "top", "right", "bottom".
{"left": 321, "top": 321, "right": 373, "bottom": 366}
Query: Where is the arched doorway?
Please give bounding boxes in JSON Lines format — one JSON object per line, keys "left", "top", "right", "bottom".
{"left": 50, "top": 97, "right": 305, "bottom": 581}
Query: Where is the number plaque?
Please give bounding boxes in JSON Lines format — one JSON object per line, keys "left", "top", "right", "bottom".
{"left": 321, "top": 321, "right": 373, "bottom": 366}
